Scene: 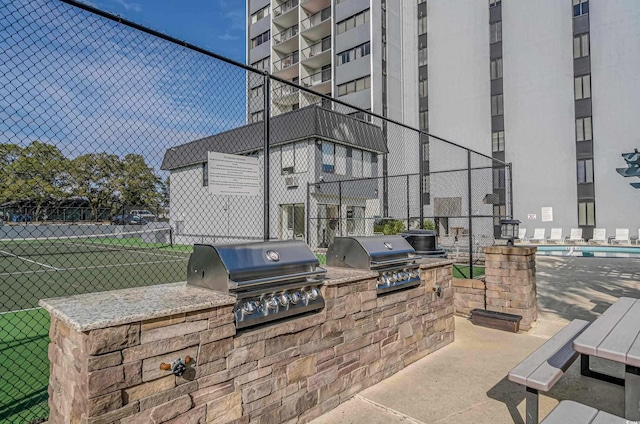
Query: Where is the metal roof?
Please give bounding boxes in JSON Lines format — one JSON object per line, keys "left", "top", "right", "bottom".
{"left": 161, "top": 105, "right": 387, "bottom": 170}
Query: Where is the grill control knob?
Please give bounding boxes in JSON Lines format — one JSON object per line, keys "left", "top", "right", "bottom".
{"left": 391, "top": 272, "right": 399, "bottom": 283}
{"left": 242, "top": 302, "right": 255, "bottom": 315}
{"left": 279, "top": 294, "right": 290, "bottom": 307}
{"left": 290, "top": 292, "right": 301, "bottom": 304}
{"left": 308, "top": 288, "right": 320, "bottom": 300}
{"left": 267, "top": 297, "right": 279, "bottom": 310}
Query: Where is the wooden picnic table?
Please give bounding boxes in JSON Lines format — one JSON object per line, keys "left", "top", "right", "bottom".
{"left": 573, "top": 297, "right": 640, "bottom": 420}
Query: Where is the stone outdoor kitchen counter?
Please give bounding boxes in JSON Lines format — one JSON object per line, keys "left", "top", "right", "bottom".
{"left": 41, "top": 260, "right": 455, "bottom": 424}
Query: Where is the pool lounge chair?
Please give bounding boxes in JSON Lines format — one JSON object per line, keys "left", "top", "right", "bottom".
{"left": 529, "top": 228, "right": 546, "bottom": 244}
{"left": 611, "top": 228, "right": 630, "bottom": 245}
{"left": 547, "top": 228, "right": 564, "bottom": 244}
{"left": 590, "top": 228, "right": 607, "bottom": 245}
{"left": 636, "top": 229, "right": 640, "bottom": 245}
{"left": 518, "top": 228, "right": 528, "bottom": 243}
{"left": 566, "top": 228, "right": 585, "bottom": 244}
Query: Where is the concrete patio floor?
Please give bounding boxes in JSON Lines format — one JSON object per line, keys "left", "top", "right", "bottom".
{"left": 310, "top": 256, "right": 640, "bottom": 424}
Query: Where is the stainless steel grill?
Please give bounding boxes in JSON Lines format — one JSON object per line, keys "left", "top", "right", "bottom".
{"left": 187, "top": 240, "right": 326, "bottom": 329}
{"left": 326, "top": 235, "right": 422, "bottom": 294}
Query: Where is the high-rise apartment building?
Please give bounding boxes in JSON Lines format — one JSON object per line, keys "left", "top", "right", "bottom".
{"left": 246, "top": 0, "right": 640, "bottom": 238}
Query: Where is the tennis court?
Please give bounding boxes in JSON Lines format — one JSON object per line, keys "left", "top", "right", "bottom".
{"left": 0, "top": 228, "right": 191, "bottom": 423}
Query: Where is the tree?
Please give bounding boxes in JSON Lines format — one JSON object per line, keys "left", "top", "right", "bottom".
{"left": 2, "top": 141, "right": 70, "bottom": 219}
{"left": 114, "top": 154, "right": 160, "bottom": 210}
{"left": 0, "top": 143, "right": 23, "bottom": 204}
{"left": 159, "top": 176, "right": 170, "bottom": 208}
{"left": 70, "top": 153, "right": 120, "bottom": 219}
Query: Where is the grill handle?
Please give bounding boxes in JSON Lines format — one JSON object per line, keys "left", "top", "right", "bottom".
{"left": 370, "top": 256, "right": 423, "bottom": 268}
{"left": 229, "top": 268, "right": 327, "bottom": 289}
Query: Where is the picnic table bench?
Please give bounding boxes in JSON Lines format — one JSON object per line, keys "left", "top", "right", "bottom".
{"left": 508, "top": 319, "right": 591, "bottom": 424}
{"left": 541, "top": 400, "right": 626, "bottom": 424}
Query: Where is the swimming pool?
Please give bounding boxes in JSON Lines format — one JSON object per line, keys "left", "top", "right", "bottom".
{"left": 535, "top": 244, "right": 640, "bottom": 258}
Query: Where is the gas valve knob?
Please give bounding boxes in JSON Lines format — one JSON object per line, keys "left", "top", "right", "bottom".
{"left": 290, "top": 292, "right": 301, "bottom": 304}
{"left": 308, "top": 288, "right": 320, "bottom": 300}
{"left": 160, "top": 356, "right": 191, "bottom": 377}
{"left": 279, "top": 293, "right": 290, "bottom": 307}
{"left": 243, "top": 302, "right": 256, "bottom": 315}
{"left": 267, "top": 297, "right": 279, "bottom": 310}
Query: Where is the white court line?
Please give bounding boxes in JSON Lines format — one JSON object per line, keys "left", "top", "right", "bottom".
{"left": 0, "top": 307, "right": 42, "bottom": 316}
{"left": 0, "top": 258, "right": 188, "bottom": 277}
{"left": 0, "top": 249, "right": 63, "bottom": 271}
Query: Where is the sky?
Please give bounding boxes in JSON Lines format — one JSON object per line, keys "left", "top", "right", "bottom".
{"left": 0, "top": 0, "right": 253, "bottom": 173}
{"left": 82, "top": 0, "right": 247, "bottom": 63}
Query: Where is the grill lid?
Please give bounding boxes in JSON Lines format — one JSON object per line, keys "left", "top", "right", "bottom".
{"left": 187, "top": 240, "right": 324, "bottom": 293}
{"left": 326, "top": 235, "right": 418, "bottom": 270}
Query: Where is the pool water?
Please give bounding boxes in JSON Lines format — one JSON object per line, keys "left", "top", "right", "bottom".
{"left": 536, "top": 245, "right": 640, "bottom": 258}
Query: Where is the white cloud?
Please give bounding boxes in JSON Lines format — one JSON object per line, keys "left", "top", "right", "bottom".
{"left": 114, "top": 0, "right": 142, "bottom": 12}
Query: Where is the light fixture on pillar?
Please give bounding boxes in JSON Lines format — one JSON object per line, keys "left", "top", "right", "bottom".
{"left": 499, "top": 219, "right": 520, "bottom": 247}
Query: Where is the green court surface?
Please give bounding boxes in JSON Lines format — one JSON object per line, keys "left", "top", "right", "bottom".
{"left": 453, "top": 264, "right": 485, "bottom": 279}
{"left": 0, "top": 233, "right": 192, "bottom": 423}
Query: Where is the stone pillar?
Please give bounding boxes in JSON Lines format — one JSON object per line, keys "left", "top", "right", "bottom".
{"left": 483, "top": 246, "right": 538, "bottom": 330}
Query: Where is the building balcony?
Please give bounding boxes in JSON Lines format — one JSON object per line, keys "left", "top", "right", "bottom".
{"left": 301, "top": 37, "right": 331, "bottom": 68}
{"left": 272, "top": 0, "right": 299, "bottom": 28}
{"left": 300, "top": 7, "right": 331, "bottom": 41}
{"left": 273, "top": 24, "right": 299, "bottom": 54}
{"left": 273, "top": 51, "right": 299, "bottom": 79}
{"left": 272, "top": 83, "right": 299, "bottom": 105}
{"left": 301, "top": 68, "right": 332, "bottom": 95}
{"left": 300, "top": 0, "right": 330, "bottom": 14}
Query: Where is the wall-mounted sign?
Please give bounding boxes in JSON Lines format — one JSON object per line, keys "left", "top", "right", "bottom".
{"left": 208, "top": 152, "right": 259, "bottom": 197}
{"left": 527, "top": 214, "right": 536, "bottom": 220}
{"left": 541, "top": 207, "right": 553, "bottom": 222}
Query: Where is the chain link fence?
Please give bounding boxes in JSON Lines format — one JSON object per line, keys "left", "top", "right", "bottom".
{"left": 0, "top": 1, "right": 511, "bottom": 422}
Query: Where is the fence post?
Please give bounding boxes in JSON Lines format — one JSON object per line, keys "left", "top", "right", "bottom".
{"left": 419, "top": 133, "right": 425, "bottom": 229}
{"left": 467, "top": 151, "right": 473, "bottom": 278}
{"left": 508, "top": 162, "right": 513, "bottom": 218}
{"left": 406, "top": 174, "right": 410, "bottom": 230}
{"left": 338, "top": 181, "right": 342, "bottom": 237}
{"left": 306, "top": 182, "right": 310, "bottom": 245}
{"left": 263, "top": 74, "right": 270, "bottom": 241}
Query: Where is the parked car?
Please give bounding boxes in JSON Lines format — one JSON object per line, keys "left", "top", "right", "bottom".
{"left": 12, "top": 213, "right": 33, "bottom": 222}
{"left": 129, "top": 209, "right": 155, "bottom": 220}
{"left": 111, "top": 214, "right": 148, "bottom": 225}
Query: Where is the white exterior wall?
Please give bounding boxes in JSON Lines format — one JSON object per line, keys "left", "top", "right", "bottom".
{"left": 427, "top": 1, "right": 491, "bottom": 156}
{"left": 502, "top": 0, "right": 577, "bottom": 233}
{"left": 590, "top": 0, "right": 640, "bottom": 235}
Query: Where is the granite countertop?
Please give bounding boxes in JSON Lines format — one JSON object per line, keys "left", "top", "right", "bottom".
{"left": 39, "top": 282, "right": 235, "bottom": 332}
{"left": 417, "top": 258, "right": 455, "bottom": 269}
{"left": 323, "top": 266, "right": 378, "bottom": 286}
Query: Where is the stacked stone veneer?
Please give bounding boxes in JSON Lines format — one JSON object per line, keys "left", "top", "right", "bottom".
{"left": 483, "top": 246, "right": 538, "bottom": 330}
{"left": 44, "top": 261, "right": 454, "bottom": 424}
{"left": 451, "top": 247, "right": 539, "bottom": 330}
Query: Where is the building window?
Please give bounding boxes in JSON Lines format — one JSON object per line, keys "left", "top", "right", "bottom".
{"left": 422, "top": 175, "right": 430, "bottom": 193}
{"left": 574, "top": 75, "right": 591, "bottom": 100}
{"left": 337, "top": 42, "right": 371, "bottom": 66}
{"left": 573, "top": 33, "right": 590, "bottom": 59}
{"left": 203, "top": 162, "right": 208, "bottom": 186}
{"left": 418, "top": 47, "right": 427, "bottom": 66}
{"left": 336, "top": 9, "right": 370, "bottom": 35}
{"left": 578, "top": 201, "right": 595, "bottom": 226}
{"left": 489, "top": 0, "right": 501, "bottom": 6}
{"left": 363, "top": 151, "right": 373, "bottom": 177}
{"left": 335, "top": 145, "right": 347, "bottom": 175}
{"left": 418, "top": 16, "right": 427, "bottom": 35}
{"left": 281, "top": 141, "right": 308, "bottom": 175}
{"left": 251, "top": 5, "right": 270, "bottom": 24}
{"left": 251, "top": 57, "right": 270, "bottom": 71}
{"left": 280, "top": 204, "right": 305, "bottom": 240}
{"left": 576, "top": 117, "right": 593, "bottom": 141}
{"left": 419, "top": 80, "right": 428, "bottom": 98}
{"left": 322, "top": 142, "right": 335, "bottom": 173}
{"left": 251, "top": 30, "right": 270, "bottom": 49}
{"left": 490, "top": 58, "right": 503, "bottom": 80}
{"left": 577, "top": 159, "right": 594, "bottom": 183}
{"left": 493, "top": 168, "right": 505, "bottom": 189}
{"left": 419, "top": 111, "right": 428, "bottom": 130}
{"left": 491, "top": 94, "right": 503, "bottom": 116}
{"left": 490, "top": 22, "right": 502, "bottom": 44}
{"left": 573, "top": 0, "right": 589, "bottom": 17}
{"left": 337, "top": 75, "right": 371, "bottom": 96}
{"left": 492, "top": 131, "right": 505, "bottom": 152}
{"left": 352, "top": 149, "right": 363, "bottom": 178}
